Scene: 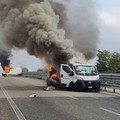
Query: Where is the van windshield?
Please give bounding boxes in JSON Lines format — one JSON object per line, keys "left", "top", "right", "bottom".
{"left": 74, "top": 65, "right": 98, "bottom": 76}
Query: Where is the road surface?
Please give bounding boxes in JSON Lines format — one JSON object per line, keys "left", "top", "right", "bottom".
{"left": 0, "top": 77, "right": 120, "bottom": 120}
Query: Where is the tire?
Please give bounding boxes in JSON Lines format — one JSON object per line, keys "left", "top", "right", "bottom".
{"left": 2, "top": 74, "right": 7, "bottom": 77}
{"left": 47, "top": 79, "right": 50, "bottom": 86}
{"left": 47, "top": 78, "right": 53, "bottom": 86}
{"left": 95, "top": 87, "right": 100, "bottom": 92}
{"left": 69, "top": 82, "right": 74, "bottom": 90}
{"left": 95, "top": 82, "right": 101, "bottom": 92}
{"left": 17, "top": 74, "right": 20, "bottom": 77}
{"left": 55, "top": 84, "right": 59, "bottom": 89}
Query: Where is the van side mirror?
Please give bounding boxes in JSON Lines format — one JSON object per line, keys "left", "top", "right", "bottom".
{"left": 69, "top": 71, "right": 74, "bottom": 76}
{"left": 61, "top": 74, "right": 63, "bottom": 78}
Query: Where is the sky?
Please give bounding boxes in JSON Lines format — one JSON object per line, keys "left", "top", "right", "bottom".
{"left": 96, "top": 0, "right": 120, "bottom": 52}
{"left": 1, "top": 0, "right": 120, "bottom": 72}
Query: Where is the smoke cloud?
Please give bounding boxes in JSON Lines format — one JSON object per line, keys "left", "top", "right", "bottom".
{"left": 51, "top": 0, "right": 99, "bottom": 60}
{"left": 0, "top": 49, "right": 11, "bottom": 69}
{"left": 0, "top": 44, "right": 11, "bottom": 69}
{"left": 0, "top": 0, "right": 73, "bottom": 67}
{"left": 69, "top": 0, "right": 99, "bottom": 60}
{"left": 0, "top": 27, "right": 11, "bottom": 69}
{"left": 0, "top": 0, "right": 99, "bottom": 67}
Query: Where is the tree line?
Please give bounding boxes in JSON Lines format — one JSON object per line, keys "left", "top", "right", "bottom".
{"left": 96, "top": 50, "right": 120, "bottom": 73}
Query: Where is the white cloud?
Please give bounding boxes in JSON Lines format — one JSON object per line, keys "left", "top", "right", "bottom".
{"left": 99, "top": 11, "right": 120, "bottom": 28}
{"left": 97, "top": 9, "right": 120, "bottom": 53}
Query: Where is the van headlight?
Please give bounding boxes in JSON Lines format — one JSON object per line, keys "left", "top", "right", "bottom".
{"left": 96, "top": 77, "right": 100, "bottom": 81}
{"left": 76, "top": 77, "right": 83, "bottom": 80}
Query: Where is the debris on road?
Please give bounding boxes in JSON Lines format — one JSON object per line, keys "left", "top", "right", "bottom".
{"left": 46, "top": 86, "right": 55, "bottom": 91}
{"left": 29, "top": 94, "right": 37, "bottom": 98}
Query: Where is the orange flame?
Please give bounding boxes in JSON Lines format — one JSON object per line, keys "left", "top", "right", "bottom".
{"left": 4, "top": 66, "right": 10, "bottom": 73}
{"left": 46, "top": 64, "right": 57, "bottom": 79}
{"left": 46, "top": 64, "right": 52, "bottom": 71}
{"left": 51, "top": 73, "right": 57, "bottom": 79}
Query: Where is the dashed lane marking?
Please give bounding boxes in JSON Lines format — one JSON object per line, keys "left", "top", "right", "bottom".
{"left": 68, "top": 96, "right": 79, "bottom": 100}
{"left": 100, "top": 107, "right": 120, "bottom": 116}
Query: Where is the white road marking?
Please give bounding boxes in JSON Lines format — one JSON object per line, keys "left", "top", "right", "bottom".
{"left": 100, "top": 107, "right": 120, "bottom": 116}
{"left": 92, "top": 97, "right": 99, "bottom": 99}
{"left": 0, "top": 84, "right": 26, "bottom": 120}
{"left": 68, "top": 96, "right": 79, "bottom": 100}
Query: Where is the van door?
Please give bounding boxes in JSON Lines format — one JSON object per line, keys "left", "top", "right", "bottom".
{"left": 60, "top": 64, "right": 74, "bottom": 87}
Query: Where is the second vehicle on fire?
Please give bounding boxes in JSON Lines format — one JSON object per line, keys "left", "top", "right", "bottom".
{"left": 47, "top": 63, "right": 100, "bottom": 92}
{"left": 2, "top": 67, "right": 22, "bottom": 77}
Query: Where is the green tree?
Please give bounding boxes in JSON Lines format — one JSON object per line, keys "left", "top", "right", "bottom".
{"left": 96, "top": 50, "right": 111, "bottom": 73}
{"left": 109, "top": 52, "right": 120, "bottom": 73}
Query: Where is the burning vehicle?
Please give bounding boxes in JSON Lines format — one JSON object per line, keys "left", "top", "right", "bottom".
{"left": 46, "top": 64, "right": 59, "bottom": 86}
{"left": 46, "top": 63, "right": 100, "bottom": 92}
{"left": 0, "top": 0, "right": 100, "bottom": 92}
{"left": 2, "top": 67, "right": 22, "bottom": 77}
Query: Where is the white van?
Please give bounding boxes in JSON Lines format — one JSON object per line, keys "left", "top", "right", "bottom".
{"left": 48, "top": 63, "right": 100, "bottom": 92}
{"left": 2, "top": 67, "right": 22, "bottom": 77}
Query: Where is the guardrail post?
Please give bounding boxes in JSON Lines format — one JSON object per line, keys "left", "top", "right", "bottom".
{"left": 113, "top": 88, "right": 115, "bottom": 93}
{"left": 113, "top": 81, "right": 116, "bottom": 93}
{"left": 104, "top": 86, "right": 106, "bottom": 91}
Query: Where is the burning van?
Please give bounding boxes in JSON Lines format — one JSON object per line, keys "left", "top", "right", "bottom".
{"left": 46, "top": 64, "right": 59, "bottom": 87}
{"left": 2, "top": 67, "right": 22, "bottom": 77}
{"left": 46, "top": 63, "right": 100, "bottom": 92}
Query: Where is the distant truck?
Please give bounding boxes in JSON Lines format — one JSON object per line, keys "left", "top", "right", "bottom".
{"left": 2, "top": 67, "right": 22, "bottom": 77}
{"left": 47, "top": 63, "right": 100, "bottom": 92}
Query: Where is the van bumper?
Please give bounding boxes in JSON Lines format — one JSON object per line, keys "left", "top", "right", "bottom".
{"left": 74, "top": 80, "right": 101, "bottom": 91}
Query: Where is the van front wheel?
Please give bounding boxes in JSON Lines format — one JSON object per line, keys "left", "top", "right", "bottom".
{"left": 69, "top": 82, "right": 74, "bottom": 90}
{"left": 95, "top": 87, "right": 100, "bottom": 92}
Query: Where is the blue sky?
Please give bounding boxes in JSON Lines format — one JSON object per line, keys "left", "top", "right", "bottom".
{"left": 1, "top": 0, "right": 120, "bottom": 72}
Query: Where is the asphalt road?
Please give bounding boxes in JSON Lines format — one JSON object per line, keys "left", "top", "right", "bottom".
{"left": 0, "top": 77, "right": 120, "bottom": 120}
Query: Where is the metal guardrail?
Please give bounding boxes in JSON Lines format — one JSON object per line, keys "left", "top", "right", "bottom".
{"left": 22, "top": 72, "right": 120, "bottom": 93}
{"left": 22, "top": 72, "right": 42, "bottom": 79}
{"left": 22, "top": 71, "right": 47, "bottom": 80}
{"left": 100, "top": 74, "right": 120, "bottom": 93}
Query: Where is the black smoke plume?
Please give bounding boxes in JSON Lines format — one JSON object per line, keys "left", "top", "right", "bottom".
{"left": 0, "top": 0, "right": 73, "bottom": 68}
{"left": 0, "top": 0, "right": 99, "bottom": 67}
{"left": 0, "top": 46, "right": 11, "bottom": 69}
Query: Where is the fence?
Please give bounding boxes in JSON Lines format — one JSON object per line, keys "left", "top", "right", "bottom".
{"left": 22, "top": 71, "right": 47, "bottom": 80}
{"left": 22, "top": 72, "right": 120, "bottom": 93}
{"left": 100, "top": 74, "right": 120, "bottom": 93}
